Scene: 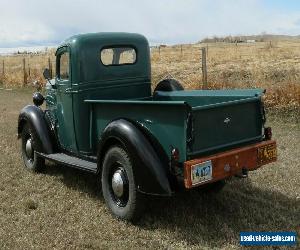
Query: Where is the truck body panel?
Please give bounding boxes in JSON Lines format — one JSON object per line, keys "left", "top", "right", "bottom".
{"left": 72, "top": 78, "right": 151, "bottom": 154}
{"left": 85, "top": 100, "right": 188, "bottom": 162}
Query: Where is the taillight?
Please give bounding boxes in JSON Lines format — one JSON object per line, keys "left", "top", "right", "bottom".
{"left": 170, "top": 148, "right": 181, "bottom": 175}
{"left": 264, "top": 127, "right": 272, "bottom": 140}
{"left": 171, "top": 148, "right": 180, "bottom": 162}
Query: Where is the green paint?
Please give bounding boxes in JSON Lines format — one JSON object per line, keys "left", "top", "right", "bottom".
{"left": 45, "top": 32, "right": 264, "bottom": 163}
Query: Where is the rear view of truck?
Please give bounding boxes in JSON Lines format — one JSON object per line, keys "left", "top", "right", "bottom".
{"left": 18, "top": 32, "right": 277, "bottom": 222}
{"left": 155, "top": 88, "right": 277, "bottom": 188}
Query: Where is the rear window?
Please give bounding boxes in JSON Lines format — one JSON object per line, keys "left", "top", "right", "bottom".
{"left": 100, "top": 47, "right": 136, "bottom": 66}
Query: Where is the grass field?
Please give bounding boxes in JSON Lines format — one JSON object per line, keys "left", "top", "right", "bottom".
{"left": 0, "top": 89, "right": 299, "bottom": 249}
{"left": 0, "top": 40, "right": 300, "bottom": 110}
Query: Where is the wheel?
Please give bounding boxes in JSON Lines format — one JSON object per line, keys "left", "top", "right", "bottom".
{"left": 154, "top": 78, "right": 184, "bottom": 92}
{"left": 197, "top": 180, "right": 226, "bottom": 193}
{"left": 101, "top": 146, "right": 144, "bottom": 222}
{"left": 21, "top": 123, "right": 45, "bottom": 172}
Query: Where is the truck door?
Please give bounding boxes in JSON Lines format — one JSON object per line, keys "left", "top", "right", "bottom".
{"left": 55, "top": 46, "right": 77, "bottom": 152}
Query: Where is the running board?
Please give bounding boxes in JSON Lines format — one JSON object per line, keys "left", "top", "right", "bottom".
{"left": 37, "top": 152, "right": 97, "bottom": 173}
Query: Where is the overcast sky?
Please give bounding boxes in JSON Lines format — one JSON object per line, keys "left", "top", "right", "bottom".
{"left": 0, "top": 0, "right": 300, "bottom": 48}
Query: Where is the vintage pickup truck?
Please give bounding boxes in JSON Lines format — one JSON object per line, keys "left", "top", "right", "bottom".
{"left": 18, "top": 32, "right": 277, "bottom": 221}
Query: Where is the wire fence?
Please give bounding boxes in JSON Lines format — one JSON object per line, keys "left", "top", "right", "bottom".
{"left": 0, "top": 41, "right": 299, "bottom": 92}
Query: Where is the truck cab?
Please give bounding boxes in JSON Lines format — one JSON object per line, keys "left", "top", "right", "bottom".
{"left": 18, "top": 32, "right": 277, "bottom": 222}
{"left": 46, "top": 33, "right": 151, "bottom": 154}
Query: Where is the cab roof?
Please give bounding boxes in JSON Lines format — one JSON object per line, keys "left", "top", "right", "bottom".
{"left": 59, "top": 32, "right": 149, "bottom": 51}
{"left": 56, "top": 32, "right": 151, "bottom": 84}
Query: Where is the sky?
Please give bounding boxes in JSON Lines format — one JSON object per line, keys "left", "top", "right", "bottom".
{"left": 0, "top": 0, "right": 300, "bottom": 48}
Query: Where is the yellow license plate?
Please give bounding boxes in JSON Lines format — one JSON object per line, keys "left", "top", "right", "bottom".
{"left": 257, "top": 143, "right": 277, "bottom": 165}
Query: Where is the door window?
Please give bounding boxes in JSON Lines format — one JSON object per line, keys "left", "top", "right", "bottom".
{"left": 58, "top": 51, "right": 70, "bottom": 80}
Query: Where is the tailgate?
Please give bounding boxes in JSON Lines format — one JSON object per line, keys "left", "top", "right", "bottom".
{"left": 187, "top": 97, "right": 264, "bottom": 157}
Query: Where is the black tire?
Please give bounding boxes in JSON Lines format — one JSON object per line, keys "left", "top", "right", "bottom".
{"left": 21, "top": 123, "right": 45, "bottom": 172}
{"left": 101, "top": 146, "right": 144, "bottom": 222}
{"left": 154, "top": 78, "right": 184, "bottom": 92}
{"left": 197, "top": 180, "right": 226, "bottom": 193}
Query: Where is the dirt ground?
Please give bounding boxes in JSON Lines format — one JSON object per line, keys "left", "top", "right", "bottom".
{"left": 0, "top": 89, "right": 299, "bottom": 249}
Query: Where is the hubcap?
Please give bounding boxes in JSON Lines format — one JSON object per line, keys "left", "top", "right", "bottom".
{"left": 111, "top": 169, "right": 125, "bottom": 198}
{"left": 25, "top": 138, "right": 33, "bottom": 159}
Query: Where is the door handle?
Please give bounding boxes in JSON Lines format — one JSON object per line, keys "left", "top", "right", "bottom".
{"left": 65, "top": 88, "right": 78, "bottom": 94}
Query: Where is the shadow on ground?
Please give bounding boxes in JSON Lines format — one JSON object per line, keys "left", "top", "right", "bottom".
{"left": 42, "top": 161, "right": 102, "bottom": 200}
{"left": 42, "top": 162, "right": 300, "bottom": 248}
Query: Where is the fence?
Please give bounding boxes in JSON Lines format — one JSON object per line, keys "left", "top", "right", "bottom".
{"left": 0, "top": 44, "right": 213, "bottom": 89}
{"left": 0, "top": 41, "right": 300, "bottom": 108}
{"left": 0, "top": 53, "right": 56, "bottom": 88}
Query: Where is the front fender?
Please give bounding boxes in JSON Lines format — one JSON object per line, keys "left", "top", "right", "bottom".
{"left": 98, "top": 119, "right": 172, "bottom": 196}
{"left": 18, "top": 105, "right": 53, "bottom": 154}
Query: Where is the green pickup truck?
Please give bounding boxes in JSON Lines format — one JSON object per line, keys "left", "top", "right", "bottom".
{"left": 18, "top": 32, "right": 277, "bottom": 221}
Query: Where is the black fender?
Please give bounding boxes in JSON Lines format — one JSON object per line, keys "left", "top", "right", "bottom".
{"left": 18, "top": 105, "right": 53, "bottom": 154}
{"left": 97, "top": 119, "right": 172, "bottom": 196}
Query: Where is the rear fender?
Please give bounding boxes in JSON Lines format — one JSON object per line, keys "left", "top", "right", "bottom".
{"left": 18, "top": 105, "right": 53, "bottom": 154}
{"left": 97, "top": 119, "right": 172, "bottom": 196}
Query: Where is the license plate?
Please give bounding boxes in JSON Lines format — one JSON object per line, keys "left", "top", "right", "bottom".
{"left": 191, "top": 160, "right": 212, "bottom": 185}
{"left": 257, "top": 143, "right": 277, "bottom": 165}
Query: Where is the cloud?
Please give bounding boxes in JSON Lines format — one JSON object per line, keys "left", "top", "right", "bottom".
{"left": 0, "top": 0, "right": 300, "bottom": 47}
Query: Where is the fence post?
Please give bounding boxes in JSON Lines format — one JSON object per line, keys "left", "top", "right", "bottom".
{"left": 158, "top": 46, "right": 161, "bottom": 57}
{"left": 206, "top": 45, "right": 208, "bottom": 58}
{"left": 48, "top": 57, "right": 52, "bottom": 78}
{"left": 201, "top": 48, "right": 208, "bottom": 89}
{"left": 180, "top": 45, "right": 183, "bottom": 57}
{"left": 23, "top": 58, "right": 27, "bottom": 86}
{"left": 2, "top": 60, "right": 4, "bottom": 76}
{"left": 28, "top": 62, "right": 31, "bottom": 77}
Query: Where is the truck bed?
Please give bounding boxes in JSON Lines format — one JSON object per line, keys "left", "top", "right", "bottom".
{"left": 85, "top": 89, "right": 264, "bottom": 162}
{"left": 154, "top": 89, "right": 265, "bottom": 159}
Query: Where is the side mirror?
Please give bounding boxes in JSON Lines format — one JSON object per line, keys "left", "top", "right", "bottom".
{"left": 43, "top": 68, "right": 56, "bottom": 89}
{"left": 43, "top": 68, "right": 51, "bottom": 80}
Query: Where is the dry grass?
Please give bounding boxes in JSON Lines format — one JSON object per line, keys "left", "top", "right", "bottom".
{"left": 151, "top": 41, "right": 300, "bottom": 110}
{"left": 1, "top": 41, "right": 300, "bottom": 109}
{"left": 0, "top": 50, "right": 55, "bottom": 87}
{"left": 0, "top": 89, "right": 299, "bottom": 249}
